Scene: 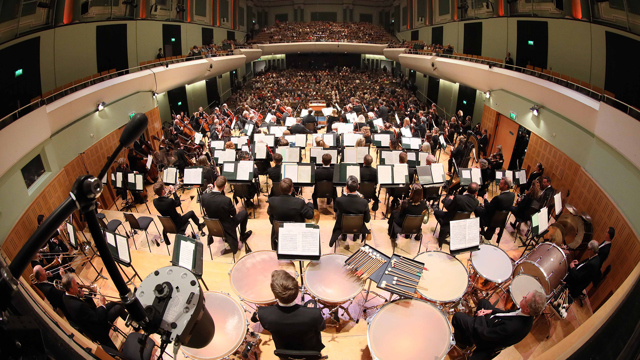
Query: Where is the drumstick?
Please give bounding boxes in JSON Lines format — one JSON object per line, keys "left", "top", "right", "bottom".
{"left": 385, "top": 269, "right": 419, "bottom": 282}
{"left": 397, "top": 258, "right": 429, "bottom": 271}
{"left": 393, "top": 280, "right": 428, "bottom": 292}
{"left": 360, "top": 258, "right": 384, "bottom": 278}
{"left": 350, "top": 253, "right": 370, "bottom": 269}
{"left": 391, "top": 263, "right": 422, "bottom": 276}
{"left": 346, "top": 251, "right": 366, "bottom": 267}
{"left": 390, "top": 260, "right": 421, "bottom": 274}
{"left": 380, "top": 281, "right": 415, "bottom": 298}
{"left": 356, "top": 257, "right": 379, "bottom": 276}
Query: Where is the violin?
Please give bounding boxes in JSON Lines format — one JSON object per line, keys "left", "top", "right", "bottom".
{"left": 198, "top": 113, "right": 211, "bottom": 133}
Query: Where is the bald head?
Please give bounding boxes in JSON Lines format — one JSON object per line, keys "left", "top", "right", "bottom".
{"left": 33, "top": 265, "right": 46, "bottom": 282}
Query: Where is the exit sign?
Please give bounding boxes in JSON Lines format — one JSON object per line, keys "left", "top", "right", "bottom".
{"left": 15, "top": 69, "right": 23, "bottom": 77}
{"left": 462, "top": 100, "right": 467, "bottom": 105}
{"left": 129, "top": 112, "right": 135, "bottom": 119}
{"left": 171, "top": 38, "right": 176, "bottom": 42}
{"left": 178, "top": 101, "right": 182, "bottom": 106}
{"left": 528, "top": 40, "right": 534, "bottom": 45}
{"left": 510, "top": 111, "right": 517, "bottom": 121}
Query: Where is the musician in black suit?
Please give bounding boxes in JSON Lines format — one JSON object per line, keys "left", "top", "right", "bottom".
{"left": 312, "top": 154, "right": 336, "bottom": 209}
{"left": 448, "top": 137, "right": 465, "bottom": 176}
{"left": 599, "top": 227, "right": 614, "bottom": 265}
{"left": 329, "top": 176, "right": 371, "bottom": 247}
{"left": 538, "top": 176, "right": 555, "bottom": 207}
{"left": 377, "top": 100, "right": 388, "bottom": 121}
{"left": 201, "top": 176, "right": 252, "bottom": 254}
{"left": 565, "top": 240, "right": 602, "bottom": 298}
{"left": 257, "top": 270, "right": 325, "bottom": 352}
{"left": 476, "top": 177, "right": 515, "bottom": 242}
{"left": 518, "top": 162, "right": 544, "bottom": 193}
{"left": 60, "top": 274, "right": 127, "bottom": 350}
{"left": 267, "top": 178, "right": 315, "bottom": 250}
{"left": 388, "top": 183, "right": 427, "bottom": 241}
{"left": 267, "top": 153, "right": 283, "bottom": 197}
{"left": 433, "top": 182, "right": 480, "bottom": 248}
{"left": 452, "top": 290, "right": 545, "bottom": 357}
{"left": 33, "top": 265, "right": 65, "bottom": 311}
{"left": 477, "top": 129, "right": 489, "bottom": 157}
{"left": 302, "top": 108, "right": 317, "bottom": 132}
{"left": 290, "top": 118, "right": 312, "bottom": 135}
{"left": 361, "top": 154, "right": 379, "bottom": 211}
{"left": 153, "top": 182, "right": 205, "bottom": 245}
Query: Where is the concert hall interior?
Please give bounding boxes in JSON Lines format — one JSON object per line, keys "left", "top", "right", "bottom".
{"left": 1, "top": 1, "right": 640, "bottom": 359}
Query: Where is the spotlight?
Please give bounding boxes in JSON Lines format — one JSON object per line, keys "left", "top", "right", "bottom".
{"left": 97, "top": 102, "right": 106, "bottom": 111}
{"left": 530, "top": 105, "right": 540, "bottom": 116}
{"left": 152, "top": 91, "right": 157, "bottom": 98}
{"left": 485, "top": 91, "right": 491, "bottom": 99}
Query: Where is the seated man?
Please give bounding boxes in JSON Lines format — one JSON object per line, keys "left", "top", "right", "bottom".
{"left": 33, "top": 265, "right": 65, "bottom": 312}
{"left": 267, "top": 153, "right": 283, "bottom": 197}
{"left": 153, "top": 182, "right": 205, "bottom": 245}
{"left": 61, "top": 274, "right": 128, "bottom": 350}
{"left": 201, "top": 176, "right": 252, "bottom": 255}
{"left": 360, "top": 154, "right": 379, "bottom": 212}
{"left": 330, "top": 176, "right": 371, "bottom": 248}
{"left": 290, "top": 117, "right": 312, "bottom": 135}
{"left": 475, "top": 177, "right": 515, "bottom": 243}
{"left": 267, "top": 178, "right": 315, "bottom": 250}
{"left": 301, "top": 108, "right": 318, "bottom": 132}
{"left": 257, "top": 270, "right": 326, "bottom": 352}
{"left": 452, "top": 290, "right": 546, "bottom": 358}
{"left": 565, "top": 240, "right": 601, "bottom": 298}
{"left": 312, "top": 153, "right": 336, "bottom": 210}
{"left": 433, "top": 182, "right": 480, "bottom": 248}
{"left": 234, "top": 151, "right": 259, "bottom": 208}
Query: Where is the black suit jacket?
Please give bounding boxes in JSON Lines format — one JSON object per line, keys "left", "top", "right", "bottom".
{"left": 599, "top": 242, "right": 611, "bottom": 265}
{"left": 267, "top": 164, "right": 282, "bottom": 182}
{"left": 377, "top": 105, "right": 388, "bottom": 120}
{"left": 473, "top": 311, "right": 534, "bottom": 350}
{"left": 333, "top": 193, "right": 371, "bottom": 231}
{"left": 201, "top": 191, "right": 239, "bottom": 242}
{"left": 481, "top": 191, "right": 515, "bottom": 222}
{"left": 62, "top": 294, "right": 112, "bottom": 346}
{"left": 153, "top": 193, "right": 186, "bottom": 228}
{"left": 302, "top": 114, "right": 317, "bottom": 126}
{"left": 315, "top": 166, "right": 334, "bottom": 183}
{"left": 35, "top": 281, "right": 65, "bottom": 310}
{"left": 268, "top": 195, "right": 315, "bottom": 223}
{"left": 360, "top": 165, "right": 377, "bottom": 184}
{"left": 443, "top": 193, "right": 479, "bottom": 220}
{"left": 290, "top": 123, "right": 312, "bottom": 134}
{"left": 258, "top": 304, "right": 326, "bottom": 352}
{"left": 566, "top": 256, "right": 601, "bottom": 297}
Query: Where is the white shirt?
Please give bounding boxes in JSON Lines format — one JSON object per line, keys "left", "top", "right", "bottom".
{"left": 599, "top": 241, "right": 611, "bottom": 248}
{"left": 277, "top": 300, "right": 296, "bottom": 307}
{"left": 491, "top": 310, "right": 528, "bottom": 318}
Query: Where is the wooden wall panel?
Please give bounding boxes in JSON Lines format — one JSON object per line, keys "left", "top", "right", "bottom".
{"left": 521, "top": 133, "right": 640, "bottom": 310}
{"left": 480, "top": 105, "right": 499, "bottom": 154}
{"left": 145, "top": 107, "right": 163, "bottom": 150}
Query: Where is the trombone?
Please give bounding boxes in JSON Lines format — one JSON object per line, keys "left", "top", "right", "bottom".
{"left": 30, "top": 254, "right": 90, "bottom": 283}
{"left": 53, "top": 280, "right": 121, "bottom": 302}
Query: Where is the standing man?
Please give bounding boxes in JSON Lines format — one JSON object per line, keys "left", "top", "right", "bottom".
{"left": 360, "top": 154, "right": 379, "bottom": 212}
{"left": 153, "top": 182, "right": 206, "bottom": 245}
{"left": 599, "top": 227, "right": 614, "bottom": 265}
{"left": 267, "top": 178, "right": 315, "bottom": 250}
{"left": 564, "top": 240, "right": 601, "bottom": 298}
{"left": 302, "top": 108, "right": 318, "bottom": 133}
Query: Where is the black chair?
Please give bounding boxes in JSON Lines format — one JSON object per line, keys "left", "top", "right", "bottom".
{"left": 512, "top": 200, "right": 541, "bottom": 247}
{"left": 334, "top": 214, "right": 365, "bottom": 253}
{"left": 271, "top": 181, "right": 283, "bottom": 197}
{"left": 359, "top": 182, "right": 377, "bottom": 219}
{"left": 123, "top": 213, "right": 162, "bottom": 253}
{"left": 486, "top": 210, "right": 510, "bottom": 244}
{"left": 274, "top": 349, "right": 326, "bottom": 360}
{"left": 232, "top": 183, "right": 258, "bottom": 217}
{"left": 305, "top": 122, "right": 316, "bottom": 133}
{"left": 157, "top": 216, "right": 195, "bottom": 255}
{"left": 315, "top": 181, "right": 335, "bottom": 211}
{"left": 103, "top": 332, "right": 157, "bottom": 360}
{"left": 203, "top": 217, "right": 239, "bottom": 262}
{"left": 392, "top": 214, "right": 426, "bottom": 255}
{"left": 98, "top": 217, "right": 128, "bottom": 237}
{"left": 423, "top": 185, "right": 441, "bottom": 206}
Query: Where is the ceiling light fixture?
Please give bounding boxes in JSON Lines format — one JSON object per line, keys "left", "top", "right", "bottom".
{"left": 97, "top": 102, "right": 106, "bottom": 111}
{"left": 530, "top": 105, "right": 541, "bottom": 116}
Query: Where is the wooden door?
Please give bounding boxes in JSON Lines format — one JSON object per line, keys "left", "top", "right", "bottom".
{"left": 491, "top": 115, "right": 520, "bottom": 170}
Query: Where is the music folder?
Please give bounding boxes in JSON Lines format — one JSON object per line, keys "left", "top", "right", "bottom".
{"left": 285, "top": 117, "right": 297, "bottom": 127}
{"left": 343, "top": 147, "right": 369, "bottom": 164}
{"left": 281, "top": 163, "right": 314, "bottom": 184}
{"left": 514, "top": 169, "right": 527, "bottom": 185}
{"left": 221, "top": 161, "right": 254, "bottom": 181}
{"left": 183, "top": 167, "right": 203, "bottom": 185}
{"left": 416, "top": 166, "right": 433, "bottom": 185}
{"left": 449, "top": 217, "right": 481, "bottom": 255}
{"left": 230, "top": 136, "right": 249, "bottom": 149}
{"left": 372, "top": 133, "right": 391, "bottom": 147}
{"left": 322, "top": 133, "right": 337, "bottom": 147}
{"left": 253, "top": 142, "right": 269, "bottom": 160}
{"left": 66, "top": 222, "right": 78, "bottom": 250}
{"left": 214, "top": 149, "right": 236, "bottom": 164}
{"left": 402, "top": 137, "right": 422, "bottom": 150}
{"left": 210, "top": 140, "right": 225, "bottom": 150}
{"left": 531, "top": 207, "right": 549, "bottom": 236}
{"left": 105, "top": 230, "right": 132, "bottom": 266}
{"left": 459, "top": 168, "right": 482, "bottom": 186}
{"left": 277, "top": 223, "right": 321, "bottom": 261}
{"left": 333, "top": 163, "right": 360, "bottom": 183}
{"left": 322, "top": 107, "right": 334, "bottom": 116}
{"left": 554, "top": 193, "right": 562, "bottom": 215}
{"left": 162, "top": 167, "right": 179, "bottom": 185}
{"left": 310, "top": 147, "right": 338, "bottom": 164}
{"left": 276, "top": 147, "right": 301, "bottom": 163}
{"left": 342, "top": 133, "right": 363, "bottom": 147}
{"left": 254, "top": 133, "right": 275, "bottom": 147}
{"left": 171, "top": 234, "right": 202, "bottom": 273}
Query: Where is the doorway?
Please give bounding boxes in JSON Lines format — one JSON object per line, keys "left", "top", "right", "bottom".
{"left": 508, "top": 126, "right": 531, "bottom": 170}
{"left": 491, "top": 114, "right": 520, "bottom": 170}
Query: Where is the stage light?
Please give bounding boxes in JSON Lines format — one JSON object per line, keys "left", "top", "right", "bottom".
{"left": 530, "top": 105, "right": 540, "bottom": 116}
{"left": 97, "top": 102, "right": 106, "bottom": 111}
{"left": 485, "top": 91, "right": 491, "bottom": 99}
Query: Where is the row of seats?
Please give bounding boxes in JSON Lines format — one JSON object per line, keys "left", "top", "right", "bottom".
{"left": 30, "top": 69, "right": 118, "bottom": 106}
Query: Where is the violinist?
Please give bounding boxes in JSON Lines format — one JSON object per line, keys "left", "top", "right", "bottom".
{"left": 116, "top": 157, "right": 146, "bottom": 204}
{"left": 127, "top": 147, "right": 154, "bottom": 184}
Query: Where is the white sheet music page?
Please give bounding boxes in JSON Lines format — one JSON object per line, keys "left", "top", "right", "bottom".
{"left": 135, "top": 174, "right": 144, "bottom": 191}
{"left": 116, "top": 172, "right": 123, "bottom": 188}
{"left": 287, "top": 148, "right": 299, "bottom": 162}
{"left": 256, "top": 143, "right": 267, "bottom": 159}
{"left": 450, "top": 218, "right": 481, "bottom": 251}
{"left": 346, "top": 113, "right": 357, "bottom": 123}
{"left": 298, "top": 165, "right": 311, "bottom": 183}
{"left": 184, "top": 168, "right": 202, "bottom": 185}
{"left": 495, "top": 170, "right": 502, "bottom": 180}
{"left": 461, "top": 169, "right": 472, "bottom": 183}
{"left": 518, "top": 170, "right": 526, "bottom": 183}
{"left": 376, "top": 134, "right": 390, "bottom": 145}
{"left": 284, "top": 164, "right": 298, "bottom": 182}
{"left": 105, "top": 231, "right": 115, "bottom": 247}
{"left": 407, "top": 152, "right": 416, "bottom": 162}
{"left": 300, "top": 109, "right": 310, "bottom": 117}
{"left": 378, "top": 165, "right": 393, "bottom": 184}
{"left": 554, "top": 193, "right": 562, "bottom": 215}
{"left": 164, "top": 168, "right": 176, "bottom": 184}
{"left": 401, "top": 127, "right": 412, "bottom": 138}
{"left": 285, "top": 117, "right": 296, "bottom": 127}
{"left": 373, "top": 118, "right": 383, "bottom": 128}
{"left": 419, "top": 152, "right": 428, "bottom": 166}
{"left": 224, "top": 149, "right": 236, "bottom": 162}
{"left": 128, "top": 173, "right": 135, "bottom": 185}
{"left": 505, "top": 170, "right": 513, "bottom": 183}
{"left": 194, "top": 133, "right": 203, "bottom": 144}
{"left": 356, "top": 147, "right": 368, "bottom": 162}
{"left": 431, "top": 163, "right": 445, "bottom": 183}
{"left": 178, "top": 240, "right": 195, "bottom": 270}
{"left": 347, "top": 165, "right": 360, "bottom": 181}
{"left": 237, "top": 161, "right": 253, "bottom": 181}
{"left": 66, "top": 223, "right": 77, "bottom": 247}
{"left": 296, "top": 134, "right": 307, "bottom": 147}
{"left": 146, "top": 156, "right": 153, "bottom": 169}
{"left": 471, "top": 168, "right": 482, "bottom": 184}
{"left": 270, "top": 126, "right": 285, "bottom": 137}
{"left": 382, "top": 151, "right": 399, "bottom": 164}
{"left": 278, "top": 226, "right": 320, "bottom": 256}
{"left": 323, "top": 134, "right": 335, "bottom": 146}
{"left": 115, "top": 234, "right": 130, "bottom": 264}
{"left": 344, "top": 133, "right": 362, "bottom": 146}
{"left": 265, "top": 113, "right": 275, "bottom": 123}
{"left": 338, "top": 123, "right": 354, "bottom": 134}
{"left": 322, "top": 107, "right": 333, "bottom": 116}
{"left": 223, "top": 162, "right": 235, "bottom": 173}
{"left": 393, "top": 164, "right": 409, "bottom": 184}
{"left": 538, "top": 207, "right": 549, "bottom": 233}
{"left": 211, "top": 140, "right": 224, "bottom": 149}
{"left": 344, "top": 148, "right": 356, "bottom": 163}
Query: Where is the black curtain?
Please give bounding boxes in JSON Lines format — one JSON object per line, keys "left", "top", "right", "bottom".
{"left": 168, "top": 86, "right": 189, "bottom": 116}
{"left": 0, "top": 37, "right": 41, "bottom": 121}
{"left": 206, "top": 79, "right": 220, "bottom": 108}
{"left": 516, "top": 20, "right": 548, "bottom": 69}
{"left": 96, "top": 24, "right": 129, "bottom": 73}
{"left": 427, "top": 76, "right": 440, "bottom": 106}
{"left": 432, "top": 26, "right": 443, "bottom": 46}
{"left": 202, "top": 28, "right": 214, "bottom": 46}
{"left": 162, "top": 24, "right": 182, "bottom": 57}
{"left": 227, "top": 30, "right": 235, "bottom": 41}
{"left": 605, "top": 31, "right": 640, "bottom": 110}
{"left": 463, "top": 22, "right": 482, "bottom": 56}
{"left": 455, "top": 85, "right": 476, "bottom": 122}
{"left": 411, "top": 30, "right": 419, "bottom": 41}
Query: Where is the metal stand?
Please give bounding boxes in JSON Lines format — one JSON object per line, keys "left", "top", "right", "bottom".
{"left": 78, "top": 231, "right": 108, "bottom": 281}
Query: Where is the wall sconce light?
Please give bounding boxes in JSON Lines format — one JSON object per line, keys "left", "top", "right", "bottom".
{"left": 97, "top": 102, "right": 106, "bottom": 111}
{"left": 530, "top": 105, "right": 541, "bottom": 116}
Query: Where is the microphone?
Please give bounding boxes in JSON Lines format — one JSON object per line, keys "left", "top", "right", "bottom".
{"left": 120, "top": 113, "right": 149, "bottom": 147}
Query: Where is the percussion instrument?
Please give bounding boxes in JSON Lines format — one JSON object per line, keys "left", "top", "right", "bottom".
{"left": 556, "top": 204, "right": 593, "bottom": 249}
{"left": 514, "top": 242, "right": 567, "bottom": 296}
{"left": 182, "top": 292, "right": 247, "bottom": 360}
{"left": 367, "top": 299, "right": 454, "bottom": 360}
{"left": 304, "top": 254, "right": 364, "bottom": 306}
{"left": 544, "top": 223, "right": 566, "bottom": 247}
{"left": 505, "top": 274, "right": 546, "bottom": 310}
{"left": 229, "top": 250, "right": 297, "bottom": 306}
{"left": 413, "top": 251, "right": 468, "bottom": 305}
{"left": 470, "top": 244, "right": 514, "bottom": 291}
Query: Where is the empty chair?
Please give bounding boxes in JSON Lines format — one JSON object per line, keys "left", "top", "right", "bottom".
{"left": 123, "top": 213, "right": 163, "bottom": 253}
{"left": 203, "top": 217, "right": 235, "bottom": 261}
{"left": 486, "top": 210, "right": 510, "bottom": 244}
{"left": 314, "top": 181, "right": 335, "bottom": 211}
{"left": 358, "top": 182, "right": 377, "bottom": 218}
{"left": 334, "top": 214, "right": 365, "bottom": 252}
{"left": 157, "top": 215, "right": 195, "bottom": 255}
{"left": 98, "top": 216, "right": 128, "bottom": 237}
{"left": 391, "top": 214, "right": 426, "bottom": 255}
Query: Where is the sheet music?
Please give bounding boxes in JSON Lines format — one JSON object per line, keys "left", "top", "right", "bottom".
{"left": 378, "top": 165, "right": 393, "bottom": 184}
{"left": 322, "top": 107, "right": 334, "bottom": 116}
{"left": 310, "top": 148, "right": 337, "bottom": 164}
{"left": 356, "top": 147, "right": 369, "bottom": 162}
{"left": 538, "top": 207, "right": 549, "bottom": 232}
{"left": 116, "top": 172, "right": 123, "bottom": 188}
{"left": 135, "top": 174, "right": 144, "bottom": 191}
{"left": 554, "top": 193, "right": 562, "bottom": 215}
{"left": 439, "top": 135, "right": 446, "bottom": 147}
{"left": 407, "top": 152, "right": 416, "bottom": 162}
{"left": 471, "top": 168, "right": 482, "bottom": 184}
{"left": 285, "top": 117, "right": 296, "bottom": 127}
{"left": 210, "top": 140, "right": 225, "bottom": 150}
{"left": 256, "top": 143, "right": 267, "bottom": 159}
{"left": 287, "top": 148, "right": 299, "bottom": 162}
{"left": 322, "top": 134, "right": 335, "bottom": 146}
{"left": 343, "top": 133, "right": 362, "bottom": 146}
{"left": 194, "top": 133, "right": 203, "bottom": 144}
{"left": 237, "top": 161, "right": 253, "bottom": 181}
{"left": 347, "top": 165, "right": 360, "bottom": 181}
{"left": 374, "top": 133, "right": 390, "bottom": 146}
{"left": 344, "top": 148, "right": 356, "bottom": 163}
{"left": 283, "top": 164, "right": 298, "bottom": 182}
{"left": 298, "top": 165, "right": 311, "bottom": 183}
{"left": 401, "top": 127, "right": 412, "bottom": 138}
{"left": 450, "top": 217, "right": 481, "bottom": 251}
{"left": 381, "top": 151, "right": 399, "bottom": 164}
{"left": 395, "top": 113, "right": 400, "bottom": 124}
{"left": 505, "top": 170, "right": 513, "bottom": 183}
{"left": 296, "top": 134, "right": 307, "bottom": 147}
{"left": 531, "top": 211, "right": 539, "bottom": 228}
{"left": 269, "top": 126, "right": 286, "bottom": 137}
{"left": 431, "top": 163, "right": 445, "bottom": 183}
{"left": 402, "top": 137, "right": 421, "bottom": 149}
{"left": 393, "top": 164, "right": 409, "bottom": 184}
{"left": 178, "top": 240, "right": 195, "bottom": 270}
{"left": 146, "top": 156, "right": 153, "bottom": 169}
{"left": 163, "top": 167, "right": 177, "bottom": 184}
{"left": 278, "top": 226, "right": 320, "bottom": 257}
{"left": 254, "top": 133, "right": 275, "bottom": 147}
{"left": 265, "top": 113, "right": 275, "bottom": 123}
{"left": 346, "top": 113, "right": 357, "bottom": 123}
{"left": 419, "top": 152, "right": 429, "bottom": 166}
{"left": 128, "top": 173, "right": 135, "bottom": 186}
{"left": 495, "top": 170, "right": 503, "bottom": 180}
{"left": 241, "top": 145, "right": 249, "bottom": 153}
{"left": 245, "top": 123, "right": 254, "bottom": 136}
{"left": 417, "top": 166, "right": 433, "bottom": 184}
{"left": 223, "top": 162, "right": 235, "bottom": 173}
{"left": 110, "top": 173, "right": 115, "bottom": 184}
{"left": 217, "top": 149, "right": 236, "bottom": 163}
{"left": 518, "top": 170, "right": 526, "bottom": 184}
{"left": 300, "top": 109, "right": 310, "bottom": 117}
{"left": 115, "top": 234, "right": 130, "bottom": 264}
{"left": 66, "top": 223, "right": 77, "bottom": 247}
{"left": 105, "top": 231, "right": 116, "bottom": 247}
{"left": 461, "top": 169, "right": 472, "bottom": 184}
{"left": 337, "top": 123, "right": 354, "bottom": 134}
{"left": 183, "top": 168, "right": 203, "bottom": 185}
{"left": 373, "top": 118, "right": 384, "bottom": 128}
{"left": 231, "top": 136, "right": 249, "bottom": 146}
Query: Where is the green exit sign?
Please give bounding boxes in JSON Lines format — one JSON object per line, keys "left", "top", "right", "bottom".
{"left": 462, "top": 100, "right": 467, "bottom": 105}
{"left": 15, "top": 69, "right": 23, "bottom": 77}
{"left": 171, "top": 38, "right": 176, "bottom": 42}
{"left": 178, "top": 101, "right": 182, "bottom": 106}
{"left": 510, "top": 111, "right": 517, "bottom": 121}
{"left": 129, "top": 112, "right": 135, "bottom": 119}
{"left": 528, "top": 40, "right": 534, "bottom": 45}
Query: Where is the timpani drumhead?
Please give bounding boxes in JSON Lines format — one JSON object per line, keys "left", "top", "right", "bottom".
{"left": 182, "top": 292, "right": 247, "bottom": 360}
{"left": 304, "top": 254, "right": 364, "bottom": 304}
{"left": 470, "top": 244, "right": 513, "bottom": 284}
{"left": 414, "top": 251, "right": 468, "bottom": 303}
{"left": 368, "top": 299, "right": 452, "bottom": 360}
{"left": 509, "top": 274, "right": 546, "bottom": 309}
{"left": 229, "top": 250, "right": 297, "bottom": 305}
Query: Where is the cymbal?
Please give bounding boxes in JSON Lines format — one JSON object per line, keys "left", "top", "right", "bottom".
{"left": 544, "top": 223, "right": 565, "bottom": 247}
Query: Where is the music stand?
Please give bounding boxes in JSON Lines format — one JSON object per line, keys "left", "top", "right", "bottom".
{"left": 171, "top": 235, "right": 208, "bottom": 290}
{"left": 449, "top": 217, "right": 482, "bottom": 256}
{"left": 66, "top": 221, "right": 108, "bottom": 282}
{"left": 105, "top": 230, "right": 142, "bottom": 285}
{"left": 277, "top": 223, "right": 321, "bottom": 301}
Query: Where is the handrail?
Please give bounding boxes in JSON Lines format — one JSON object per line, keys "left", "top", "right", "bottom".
{"left": 405, "top": 49, "right": 640, "bottom": 121}
{"left": 416, "top": 89, "right": 455, "bottom": 121}
{"left": 0, "top": 51, "right": 237, "bottom": 130}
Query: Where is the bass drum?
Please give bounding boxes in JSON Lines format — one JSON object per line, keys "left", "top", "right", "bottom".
{"left": 514, "top": 242, "right": 568, "bottom": 296}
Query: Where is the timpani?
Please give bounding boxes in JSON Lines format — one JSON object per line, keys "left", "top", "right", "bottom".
{"left": 367, "top": 299, "right": 454, "bottom": 360}
{"left": 413, "top": 251, "right": 469, "bottom": 307}
{"left": 470, "top": 244, "right": 514, "bottom": 291}
{"left": 505, "top": 274, "right": 547, "bottom": 310}
{"left": 304, "top": 253, "right": 364, "bottom": 306}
